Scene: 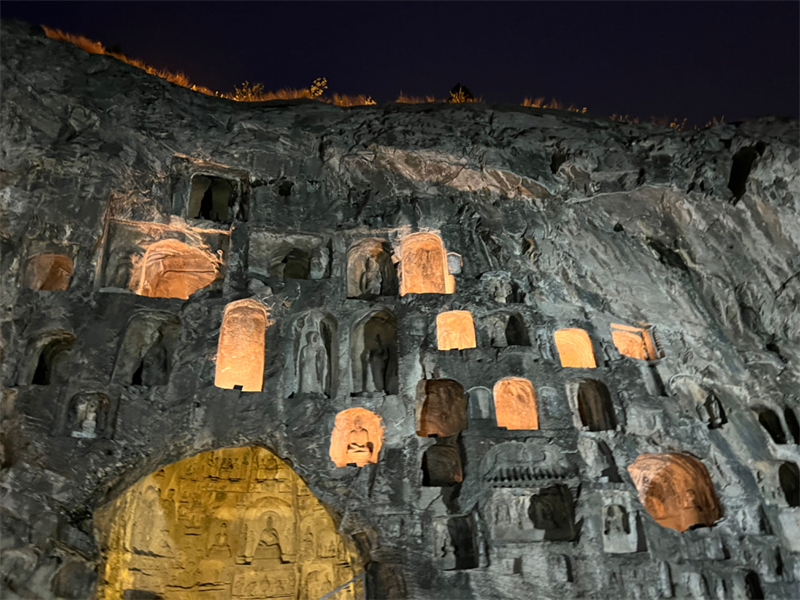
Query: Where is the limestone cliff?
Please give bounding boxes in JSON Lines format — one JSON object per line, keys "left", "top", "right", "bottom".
{"left": 2, "top": 19, "right": 800, "bottom": 600}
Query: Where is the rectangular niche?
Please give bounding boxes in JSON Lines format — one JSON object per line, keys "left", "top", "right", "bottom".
{"left": 248, "top": 230, "right": 332, "bottom": 281}
{"left": 170, "top": 156, "right": 249, "bottom": 224}
{"left": 97, "top": 219, "right": 229, "bottom": 299}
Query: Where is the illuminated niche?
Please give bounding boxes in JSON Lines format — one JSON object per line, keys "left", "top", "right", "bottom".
{"left": 554, "top": 328, "right": 597, "bottom": 368}
{"left": 400, "top": 232, "right": 455, "bottom": 295}
{"left": 24, "top": 253, "right": 73, "bottom": 291}
{"left": 493, "top": 377, "right": 539, "bottom": 430}
{"left": 436, "top": 311, "right": 476, "bottom": 350}
{"left": 94, "top": 447, "right": 364, "bottom": 600}
{"left": 214, "top": 299, "right": 268, "bottom": 392}
{"left": 417, "top": 379, "right": 467, "bottom": 437}
{"left": 329, "top": 408, "right": 384, "bottom": 467}
{"left": 134, "top": 239, "right": 220, "bottom": 299}
{"left": 611, "top": 323, "right": 663, "bottom": 361}
{"left": 346, "top": 238, "right": 398, "bottom": 298}
{"left": 627, "top": 453, "right": 720, "bottom": 532}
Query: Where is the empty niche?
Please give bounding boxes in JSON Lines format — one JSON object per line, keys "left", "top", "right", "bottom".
{"left": 487, "top": 312, "right": 530, "bottom": 348}
{"left": 554, "top": 328, "right": 597, "bottom": 368}
{"left": 417, "top": 379, "right": 467, "bottom": 437}
{"left": 65, "top": 392, "right": 111, "bottom": 439}
{"left": 627, "top": 453, "right": 721, "bottom": 532}
{"left": 351, "top": 309, "right": 398, "bottom": 396}
{"left": 436, "top": 311, "right": 476, "bottom": 350}
{"left": 294, "top": 311, "right": 337, "bottom": 397}
{"left": 112, "top": 312, "right": 180, "bottom": 386}
{"left": 611, "top": 323, "right": 663, "bottom": 361}
{"left": 779, "top": 462, "right": 799, "bottom": 507}
{"left": 346, "top": 238, "right": 398, "bottom": 298}
{"left": 785, "top": 408, "right": 800, "bottom": 444}
{"left": 133, "top": 239, "right": 221, "bottom": 299}
{"left": 250, "top": 232, "right": 330, "bottom": 280}
{"left": 573, "top": 379, "right": 616, "bottom": 431}
{"left": 24, "top": 253, "right": 73, "bottom": 291}
{"left": 467, "top": 386, "right": 494, "bottom": 421}
{"left": 422, "top": 443, "right": 463, "bottom": 486}
{"left": 329, "top": 408, "right": 384, "bottom": 467}
{"left": 493, "top": 377, "right": 538, "bottom": 430}
{"left": 399, "top": 232, "right": 454, "bottom": 295}
{"left": 446, "top": 515, "right": 479, "bottom": 570}
{"left": 753, "top": 407, "right": 787, "bottom": 444}
{"left": 529, "top": 485, "right": 576, "bottom": 541}
{"left": 214, "top": 299, "right": 268, "bottom": 392}
{"left": 188, "top": 174, "right": 237, "bottom": 222}
{"left": 24, "top": 332, "right": 75, "bottom": 385}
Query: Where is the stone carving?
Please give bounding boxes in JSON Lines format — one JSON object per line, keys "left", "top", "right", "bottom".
{"left": 602, "top": 504, "right": 639, "bottom": 554}
{"left": 611, "top": 323, "right": 663, "bottom": 361}
{"left": 422, "top": 443, "right": 463, "bottom": 486}
{"left": 437, "top": 515, "right": 479, "bottom": 570}
{"left": 351, "top": 309, "right": 398, "bottom": 396}
{"left": 248, "top": 231, "right": 330, "bottom": 281}
{"left": 489, "top": 485, "right": 575, "bottom": 542}
{"left": 95, "top": 447, "right": 362, "bottom": 599}
{"left": 554, "top": 328, "right": 597, "bottom": 368}
{"left": 481, "top": 442, "right": 576, "bottom": 485}
{"left": 400, "top": 232, "right": 454, "bottom": 295}
{"left": 25, "top": 332, "right": 75, "bottom": 386}
{"left": 309, "top": 246, "right": 330, "bottom": 280}
{"left": 493, "top": 377, "right": 538, "bottom": 430}
{"left": 24, "top": 253, "right": 73, "bottom": 291}
{"left": 214, "top": 299, "right": 269, "bottom": 392}
{"left": 696, "top": 393, "right": 726, "bottom": 429}
{"left": 293, "top": 311, "right": 336, "bottom": 398}
{"left": 112, "top": 311, "right": 180, "bottom": 386}
{"left": 529, "top": 485, "right": 577, "bottom": 541}
{"left": 571, "top": 379, "right": 616, "bottom": 431}
{"left": 346, "top": 238, "right": 398, "bottom": 298}
{"left": 436, "top": 311, "right": 477, "bottom": 350}
{"left": 133, "top": 239, "right": 221, "bottom": 299}
{"left": 487, "top": 312, "right": 530, "bottom": 348}
{"left": 627, "top": 453, "right": 721, "bottom": 532}
{"left": 417, "top": 379, "right": 468, "bottom": 437}
{"left": 67, "top": 392, "right": 110, "bottom": 439}
{"left": 298, "top": 331, "right": 327, "bottom": 395}
{"left": 467, "top": 386, "right": 493, "bottom": 420}
{"left": 329, "top": 408, "right": 384, "bottom": 467}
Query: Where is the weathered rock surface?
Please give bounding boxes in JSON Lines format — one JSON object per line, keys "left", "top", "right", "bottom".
{"left": 2, "top": 18, "right": 800, "bottom": 600}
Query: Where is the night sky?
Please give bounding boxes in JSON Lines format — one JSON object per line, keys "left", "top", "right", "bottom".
{"left": 3, "top": 1, "right": 798, "bottom": 125}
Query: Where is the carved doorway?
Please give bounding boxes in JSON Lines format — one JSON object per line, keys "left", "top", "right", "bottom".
{"left": 95, "top": 447, "right": 364, "bottom": 599}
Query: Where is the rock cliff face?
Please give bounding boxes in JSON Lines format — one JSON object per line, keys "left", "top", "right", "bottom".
{"left": 2, "top": 19, "right": 800, "bottom": 600}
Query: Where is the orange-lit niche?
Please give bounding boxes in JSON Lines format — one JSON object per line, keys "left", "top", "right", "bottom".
{"left": 400, "top": 233, "right": 455, "bottom": 295}
{"left": 329, "top": 408, "right": 384, "bottom": 467}
{"left": 554, "top": 328, "right": 596, "bottom": 368}
{"left": 214, "top": 299, "right": 268, "bottom": 392}
{"left": 627, "top": 453, "right": 720, "bottom": 532}
{"left": 611, "top": 323, "right": 662, "bottom": 360}
{"left": 493, "top": 377, "right": 539, "bottom": 430}
{"left": 134, "top": 239, "right": 220, "bottom": 299}
{"left": 24, "top": 253, "right": 73, "bottom": 291}
{"left": 436, "top": 311, "right": 476, "bottom": 350}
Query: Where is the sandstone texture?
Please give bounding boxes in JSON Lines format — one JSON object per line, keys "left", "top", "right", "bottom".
{"left": 2, "top": 19, "right": 800, "bottom": 600}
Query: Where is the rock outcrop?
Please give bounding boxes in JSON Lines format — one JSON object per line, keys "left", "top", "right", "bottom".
{"left": 2, "top": 19, "right": 799, "bottom": 600}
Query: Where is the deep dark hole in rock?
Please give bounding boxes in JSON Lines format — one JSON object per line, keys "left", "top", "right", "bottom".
{"left": 278, "top": 180, "right": 293, "bottom": 197}
{"left": 755, "top": 408, "right": 787, "bottom": 444}
{"left": 647, "top": 238, "right": 689, "bottom": 272}
{"left": 529, "top": 484, "right": 576, "bottom": 541}
{"left": 504, "top": 313, "right": 530, "bottom": 346}
{"left": 189, "top": 174, "right": 233, "bottom": 222}
{"left": 422, "top": 442, "right": 462, "bottom": 486}
{"left": 283, "top": 248, "right": 311, "bottom": 279}
{"left": 779, "top": 462, "right": 800, "bottom": 507}
{"left": 577, "top": 379, "right": 617, "bottom": 431}
{"left": 447, "top": 515, "right": 479, "bottom": 570}
{"left": 728, "top": 147, "right": 759, "bottom": 201}
{"left": 784, "top": 408, "right": 800, "bottom": 444}
{"left": 550, "top": 151, "right": 568, "bottom": 174}
{"left": 744, "top": 570, "right": 765, "bottom": 600}
{"left": 31, "top": 337, "right": 74, "bottom": 385}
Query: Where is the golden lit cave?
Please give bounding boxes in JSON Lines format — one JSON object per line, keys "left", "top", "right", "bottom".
{"left": 95, "top": 447, "right": 363, "bottom": 600}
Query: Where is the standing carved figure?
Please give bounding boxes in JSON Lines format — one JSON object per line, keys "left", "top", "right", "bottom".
{"left": 363, "top": 334, "right": 389, "bottom": 394}
{"left": 360, "top": 257, "right": 383, "bottom": 297}
{"left": 298, "top": 331, "right": 328, "bottom": 395}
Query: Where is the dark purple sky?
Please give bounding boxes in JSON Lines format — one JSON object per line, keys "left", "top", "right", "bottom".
{"left": 3, "top": 1, "right": 798, "bottom": 125}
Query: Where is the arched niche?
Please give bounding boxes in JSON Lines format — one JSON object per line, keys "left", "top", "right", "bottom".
{"left": 417, "top": 379, "right": 467, "bottom": 437}
{"left": 627, "top": 453, "right": 721, "bottom": 532}
{"left": 329, "top": 408, "right": 384, "bottom": 467}
{"left": 785, "top": 408, "right": 800, "bottom": 444}
{"left": 24, "top": 253, "right": 73, "bottom": 291}
{"left": 94, "top": 446, "right": 364, "bottom": 600}
{"left": 611, "top": 323, "right": 662, "bottom": 361}
{"left": 134, "top": 239, "right": 220, "bottom": 299}
{"left": 346, "top": 238, "right": 398, "bottom": 298}
{"left": 350, "top": 309, "right": 398, "bottom": 396}
{"left": 753, "top": 407, "right": 787, "bottom": 444}
{"left": 436, "top": 311, "right": 476, "bottom": 350}
{"left": 65, "top": 392, "right": 111, "bottom": 439}
{"left": 214, "top": 299, "right": 268, "bottom": 392}
{"left": 188, "top": 174, "right": 234, "bottom": 222}
{"left": 293, "top": 311, "right": 337, "bottom": 397}
{"left": 573, "top": 379, "right": 616, "bottom": 431}
{"left": 554, "top": 328, "right": 597, "bottom": 368}
{"left": 399, "top": 232, "right": 454, "bottom": 295}
{"left": 422, "top": 443, "right": 463, "bottom": 486}
{"left": 780, "top": 462, "right": 799, "bottom": 507}
{"left": 467, "top": 386, "right": 494, "bottom": 421}
{"left": 112, "top": 312, "right": 181, "bottom": 386}
{"left": 493, "top": 377, "right": 538, "bottom": 430}
{"left": 487, "top": 312, "right": 530, "bottom": 348}
{"left": 23, "top": 331, "right": 75, "bottom": 385}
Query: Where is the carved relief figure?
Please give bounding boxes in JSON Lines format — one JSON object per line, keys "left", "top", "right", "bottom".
{"left": 554, "top": 328, "right": 597, "bottom": 368}
{"left": 352, "top": 310, "right": 398, "bottom": 396}
{"left": 400, "top": 232, "right": 453, "bottom": 295}
{"left": 69, "top": 394, "right": 99, "bottom": 438}
{"left": 493, "top": 377, "right": 538, "bottom": 430}
{"left": 611, "top": 323, "right": 662, "bottom": 361}
{"left": 134, "top": 239, "right": 220, "bottom": 299}
{"left": 697, "top": 393, "right": 726, "bottom": 429}
{"left": 330, "top": 408, "right": 384, "bottom": 467}
{"left": 436, "top": 311, "right": 477, "bottom": 350}
{"left": 214, "top": 299, "right": 268, "bottom": 392}
{"left": 298, "top": 331, "right": 328, "bottom": 395}
{"left": 361, "top": 257, "right": 383, "bottom": 296}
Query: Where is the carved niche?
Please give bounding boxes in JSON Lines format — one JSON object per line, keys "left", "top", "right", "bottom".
{"left": 65, "top": 392, "right": 112, "bottom": 439}
{"left": 493, "top": 377, "right": 539, "bottom": 430}
{"left": 488, "top": 485, "right": 576, "bottom": 542}
{"left": 214, "top": 299, "right": 269, "bottom": 392}
{"left": 611, "top": 323, "right": 663, "bottom": 361}
{"left": 399, "top": 232, "right": 454, "bottom": 295}
{"left": 248, "top": 231, "right": 331, "bottom": 280}
{"left": 293, "top": 311, "right": 337, "bottom": 397}
{"left": 23, "top": 253, "right": 73, "bottom": 291}
{"left": 329, "top": 408, "right": 384, "bottom": 467}
{"left": 346, "top": 238, "right": 398, "bottom": 298}
{"left": 566, "top": 379, "right": 617, "bottom": 431}
{"left": 422, "top": 442, "right": 463, "bottom": 486}
{"left": 22, "top": 331, "right": 75, "bottom": 386}
{"left": 351, "top": 309, "right": 398, "bottom": 396}
{"left": 554, "top": 328, "right": 597, "bottom": 368}
{"left": 417, "top": 379, "right": 467, "bottom": 437}
{"left": 486, "top": 311, "right": 530, "bottom": 348}
{"left": 112, "top": 311, "right": 181, "bottom": 386}
{"left": 436, "top": 311, "right": 477, "bottom": 350}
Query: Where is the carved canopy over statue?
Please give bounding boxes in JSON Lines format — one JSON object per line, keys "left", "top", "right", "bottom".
{"left": 627, "top": 453, "right": 720, "bottom": 532}
{"left": 329, "top": 408, "right": 385, "bottom": 467}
